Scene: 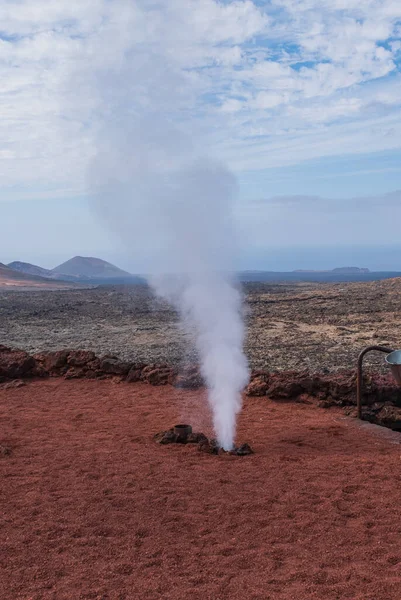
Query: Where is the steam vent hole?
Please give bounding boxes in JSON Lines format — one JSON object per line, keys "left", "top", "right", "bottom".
{"left": 154, "top": 424, "right": 254, "bottom": 456}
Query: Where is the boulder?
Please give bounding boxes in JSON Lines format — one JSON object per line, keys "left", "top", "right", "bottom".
{"left": 64, "top": 367, "right": 87, "bottom": 380}
{"left": 0, "top": 346, "right": 36, "bottom": 380}
{"left": 142, "top": 366, "right": 174, "bottom": 386}
{"left": 373, "top": 404, "right": 401, "bottom": 430}
{"left": 198, "top": 438, "right": 220, "bottom": 454}
{"left": 67, "top": 350, "right": 96, "bottom": 367}
{"left": 173, "top": 366, "right": 203, "bottom": 389}
{"left": 33, "top": 350, "right": 70, "bottom": 374}
{"left": 99, "top": 357, "right": 132, "bottom": 375}
{"left": 126, "top": 364, "right": 146, "bottom": 383}
{"left": 246, "top": 376, "right": 269, "bottom": 396}
{"left": 266, "top": 373, "right": 305, "bottom": 400}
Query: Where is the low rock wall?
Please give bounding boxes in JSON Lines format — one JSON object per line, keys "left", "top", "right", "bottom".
{"left": 2, "top": 345, "right": 401, "bottom": 429}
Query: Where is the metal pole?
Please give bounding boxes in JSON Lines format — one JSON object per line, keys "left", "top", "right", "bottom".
{"left": 357, "top": 346, "right": 394, "bottom": 419}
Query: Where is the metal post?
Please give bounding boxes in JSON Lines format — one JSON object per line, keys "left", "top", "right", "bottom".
{"left": 357, "top": 346, "right": 394, "bottom": 419}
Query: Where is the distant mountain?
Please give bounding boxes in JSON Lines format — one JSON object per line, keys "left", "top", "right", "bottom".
{"left": 7, "top": 261, "right": 53, "bottom": 279}
{"left": 7, "top": 260, "right": 78, "bottom": 282}
{"left": 0, "top": 263, "right": 75, "bottom": 289}
{"left": 5, "top": 256, "right": 144, "bottom": 284}
{"left": 52, "top": 256, "right": 134, "bottom": 281}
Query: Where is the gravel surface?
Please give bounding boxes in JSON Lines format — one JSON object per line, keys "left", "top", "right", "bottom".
{"left": 1, "top": 278, "right": 400, "bottom": 373}
{"left": 2, "top": 379, "right": 401, "bottom": 599}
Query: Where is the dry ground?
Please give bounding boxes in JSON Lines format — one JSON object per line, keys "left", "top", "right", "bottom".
{"left": 1, "top": 278, "right": 400, "bottom": 373}
{"left": 2, "top": 379, "right": 401, "bottom": 599}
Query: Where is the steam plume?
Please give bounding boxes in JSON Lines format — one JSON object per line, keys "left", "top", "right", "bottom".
{"left": 86, "top": 28, "right": 249, "bottom": 448}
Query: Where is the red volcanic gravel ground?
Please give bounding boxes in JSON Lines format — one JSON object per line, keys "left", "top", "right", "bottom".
{"left": 2, "top": 380, "right": 401, "bottom": 600}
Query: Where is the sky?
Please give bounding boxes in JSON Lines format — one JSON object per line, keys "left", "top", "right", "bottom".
{"left": 1, "top": 0, "right": 401, "bottom": 271}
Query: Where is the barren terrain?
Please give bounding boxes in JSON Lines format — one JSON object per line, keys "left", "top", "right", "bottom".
{"left": 1, "top": 278, "right": 400, "bottom": 373}
{"left": 2, "top": 379, "right": 401, "bottom": 599}
{"left": 2, "top": 280, "right": 401, "bottom": 599}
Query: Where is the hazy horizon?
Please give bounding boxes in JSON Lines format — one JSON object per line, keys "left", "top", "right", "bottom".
{"left": 3, "top": 244, "right": 401, "bottom": 275}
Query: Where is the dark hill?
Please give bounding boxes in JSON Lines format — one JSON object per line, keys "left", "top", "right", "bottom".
{"left": 52, "top": 256, "right": 139, "bottom": 282}
{"left": 7, "top": 261, "right": 53, "bottom": 279}
{"left": 0, "top": 264, "right": 75, "bottom": 289}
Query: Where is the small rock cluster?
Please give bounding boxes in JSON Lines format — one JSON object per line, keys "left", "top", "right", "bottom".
{"left": 246, "top": 369, "right": 401, "bottom": 408}
{"left": 344, "top": 403, "right": 401, "bottom": 430}
{"left": 198, "top": 439, "right": 254, "bottom": 456}
{"left": 154, "top": 427, "right": 254, "bottom": 456}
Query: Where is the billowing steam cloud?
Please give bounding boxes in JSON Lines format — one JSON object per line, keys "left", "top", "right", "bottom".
{"left": 90, "top": 116, "right": 249, "bottom": 449}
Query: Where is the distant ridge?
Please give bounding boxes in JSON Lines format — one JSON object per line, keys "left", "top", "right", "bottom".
{"left": 7, "top": 260, "right": 78, "bottom": 282}
{"left": 0, "top": 263, "right": 75, "bottom": 289}
{"left": 293, "top": 267, "right": 370, "bottom": 273}
{"left": 8, "top": 261, "right": 53, "bottom": 279}
{"left": 5, "top": 256, "right": 144, "bottom": 284}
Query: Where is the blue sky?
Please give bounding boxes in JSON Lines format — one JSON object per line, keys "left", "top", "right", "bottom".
{"left": 0, "top": 0, "right": 400, "bottom": 271}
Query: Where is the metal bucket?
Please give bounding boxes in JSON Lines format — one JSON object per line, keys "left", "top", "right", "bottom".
{"left": 385, "top": 350, "right": 401, "bottom": 386}
{"left": 174, "top": 424, "right": 192, "bottom": 441}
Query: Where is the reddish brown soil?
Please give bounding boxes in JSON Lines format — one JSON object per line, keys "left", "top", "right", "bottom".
{"left": 2, "top": 380, "right": 401, "bottom": 600}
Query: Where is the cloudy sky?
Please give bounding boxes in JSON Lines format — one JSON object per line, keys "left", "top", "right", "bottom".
{"left": 1, "top": 0, "right": 401, "bottom": 271}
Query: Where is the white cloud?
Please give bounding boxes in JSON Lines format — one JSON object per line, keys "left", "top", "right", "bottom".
{"left": 0, "top": 0, "right": 400, "bottom": 202}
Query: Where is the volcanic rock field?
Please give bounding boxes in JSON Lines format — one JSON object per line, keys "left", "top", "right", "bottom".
{"left": 1, "top": 278, "right": 400, "bottom": 373}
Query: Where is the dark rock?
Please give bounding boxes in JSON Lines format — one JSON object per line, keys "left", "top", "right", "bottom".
{"left": 230, "top": 443, "right": 254, "bottom": 456}
{"left": 68, "top": 350, "right": 96, "bottom": 367}
{"left": 197, "top": 438, "right": 254, "bottom": 455}
{"left": 173, "top": 366, "right": 203, "bottom": 389}
{"left": 142, "top": 366, "right": 174, "bottom": 386}
{"left": 154, "top": 427, "right": 208, "bottom": 445}
{"left": 187, "top": 432, "right": 208, "bottom": 444}
{"left": 64, "top": 367, "right": 86, "bottom": 380}
{"left": 317, "top": 398, "right": 335, "bottom": 409}
{"left": 373, "top": 405, "right": 401, "bottom": 430}
{"left": 99, "top": 357, "right": 132, "bottom": 375}
{"left": 126, "top": 364, "right": 146, "bottom": 383}
{"left": 266, "top": 378, "right": 305, "bottom": 400}
{"left": 34, "top": 350, "right": 70, "bottom": 373}
{"left": 0, "top": 445, "right": 12, "bottom": 457}
{"left": 147, "top": 370, "right": 170, "bottom": 386}
{"left": 343, "top": 406, "right": 358, "bottom": 418}
{"left": 84, "top": 370, "right": 97, "bottom": 379}
{"left": 297, "top": 376, "right": 321, "bottom": 395}
{"left": 295, "top": 393, "right": 315, "bottom": 405}
{"left": 154, "top": 429, "right": 252, "bottom": 455}
{"left": 2, "top": 379, "right": 26, "bottom": 389}
{"left": 0, "top": 347, "right": 36, "bottom": 380}
{"left": 198, "top": 438, "right": 220, "bottom": 454}
{"left": 154, "top": 429, "right": 177, "bottom": 444}
{"left": 246, "top": 376, "right": 269, "bottom": 396}
{"left": 86, "top": 358, "right": 102, "bottom": 372}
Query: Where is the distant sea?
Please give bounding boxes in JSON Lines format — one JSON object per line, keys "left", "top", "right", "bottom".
{"left": 237, "top": 271, "right": 401, "bottom": 283}
{"left": 91, "top": 271, "right": 401, "bottom": 286}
